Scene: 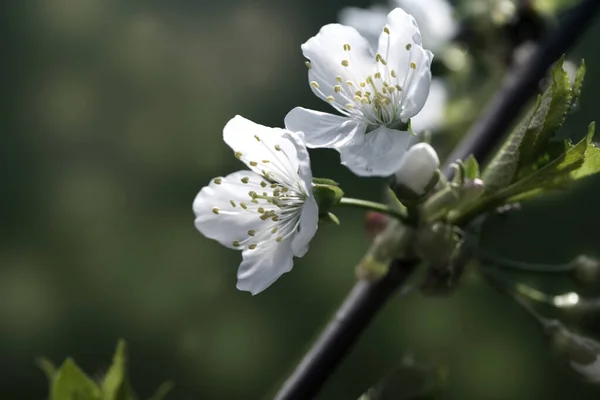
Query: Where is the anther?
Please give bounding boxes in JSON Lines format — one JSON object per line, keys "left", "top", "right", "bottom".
{"left": 276, "top": 236, "right": 283, "bottom": 242}
{"left": 254, "top": 134, "right": 261, "bottom": 141}
{"left": 383, "top": 26, "right": 390, "bottom": 34}
{"left": 391, "top": 70, "right": 397, "bottom": 78}
{"left": 241, "top": 177, "right": 249, "bottom": 184}
{"left": 240, "top": 202, "right": 247, "bottom": 209}
{"left": 257, "top": 207, "right": 265, "bottom": 213}
{"left": 305, "top": 61, "right": 312, "bottom": 69}
{"left": 248, "top": 230, "right": 256, "bottom": 236}
{"left": 274, "top": 145, "right": 281, "bottom": 151}
{"left": 260, "top": 181, "right": 267, "bottom": 188}
{"left": 334, "top": 85, "right": 341, "bottom": 93}
{"left": 248, "top": 244, "right": 257, "bottom": 250}
{"left": 341, "top": 60, "right": 349, "bottom": 67}
{"left": 213, "top": 178, "right": 222, "bottom": 184}
{"left": 410, "top": 62, "right": 417, "bottom": 69}
{"left": 271, "top": 227, "right": 278, "bottom": 234}
{"left": 230, "top": 200, "right": 236, "bottom": 207}
{"left": 249, "top": 161, "right": 258, "bottom": 166}
{"left": 326, "top": 96, "right": 334, "bottom": 102}
{"left": 262, "top": 160, "right": 270, "bottom": 163}
{"left": 336, "top": 76, "right": 343, "bottom": 83}
{"left": 212, "top": 207, "right": 219, "bottom": 215}
{"left": 310, "top": 81, "right": 319, "bottom": 89}
{"left": 234, "top": 151, "right": 242, "bottom": 159}
{"left": 232, "top": 240, "right": 240, "bottom": 247}
{"left": 343, "top": 43, "right": 351, "bottom": 51}
{"left": 405, "top": 43, "right": 412, "bottom": 50}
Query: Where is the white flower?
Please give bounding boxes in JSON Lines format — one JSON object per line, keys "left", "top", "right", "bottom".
{"left": 409, "top": 79, "right": 448, "bottom": 133}
{"left": 193, "top": 116, "right": 319, "bottom": 295}
{"left": 285, "top": 8, "right": 434, "bottom": 177}
{"left": 339, "top": 0, "right": 457, "bottom": 54}
{"left": 394, "top": 143, "right": 439, "bottom": 195}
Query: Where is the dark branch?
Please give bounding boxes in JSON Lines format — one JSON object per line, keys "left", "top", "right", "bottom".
{"left": 273, "top": 1, "right": 600, "bottom": 399}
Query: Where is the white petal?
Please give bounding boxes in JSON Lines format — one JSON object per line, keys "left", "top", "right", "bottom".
{"left": 339, "top": 125, "right": 412, "bottom": 176}
{"left": 338, "top": 5, "right": 389, "bottom": 50}
{"left": 236, "top": 237, "right": 294, "bottom": 295}
{"left": 377, "top": 7, "right": 422, "bottom": 78}
{"left": 223, "top": 115, "right": 300, "bottom": 187}
{"left": 392, "top": 0, "right": 457, "bottom": 53}
{"left": 291, "top": 197, "right": 319, "bottom": 257}
{"left": 280, "top": 128, "right": 314, "bottom": 193}
{"left": 394, "top": 142, "right": 439, "bottom": 194}
{"left": 302, "top": 24, "right": 374, "bottom": 103}
{"left": 399, "top": 46, "right": 434, "bottom": 119}
{"left": 193, "top": 170, "right": 269, "bottom": 249}
{"left": 409, "top": 79, "right": 448, "bottom": 133}
{"left": 284, "top": 107, "right": 366, "bottom": 150}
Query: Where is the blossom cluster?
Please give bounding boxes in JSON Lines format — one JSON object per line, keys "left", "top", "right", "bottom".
{"left": 193, "top": 5, "right": 452, "bottom": 294}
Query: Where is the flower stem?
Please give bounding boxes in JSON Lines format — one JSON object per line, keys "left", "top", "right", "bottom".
{"left": 337, "top": 197, "right": 409, "bottom": 223}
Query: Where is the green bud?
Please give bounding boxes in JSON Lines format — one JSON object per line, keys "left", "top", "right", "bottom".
{"left": 312, "top": 184, "right": 344, "bottom": 213}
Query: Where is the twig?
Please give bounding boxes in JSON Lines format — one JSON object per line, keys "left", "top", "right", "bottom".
{"left": 272, "top": 1, "right": 600, "bottom": 399}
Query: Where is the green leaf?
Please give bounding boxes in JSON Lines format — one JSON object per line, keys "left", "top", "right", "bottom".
{"left": 571, "top": 60, "right": 586, "bottom": 109}
{"left": 463, "top": 155, "right": 480, "bottom": 180}
{"left": 101, "top": 339, "right": 137, "bottom": 400}
{"left": 482, "top": 95, "right": 542, "bottom": 191}
{"left": 51, "top": 359, "right": 101, "bottom": 400}
{"left": 37, "top": 357, "right": 57, "bottom": 384}
{"left": 501, "top": 123, "right": 597, "bottom": 202}
{"left": 147, "top": 381, "right": 174, "bottom": 400}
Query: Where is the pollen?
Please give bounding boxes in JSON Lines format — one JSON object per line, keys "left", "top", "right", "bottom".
{"left": 410, "top": 62, "right": 417, "bottom": 69}
{"left": 212, "top": 207, "right": 219, "bottom": 215}
{"left": 305, "top": 61, "right": 312, "bottom": 69}
{"left": 310, "top": 81, "right": 319, "bottom": 89}
{"left": 248, "top": 230, "right": 256, "bottom": 236}
{"left": 241, "top": 177, "right": 249, "bottom": 184}
{"left": 230, "top": 200, "right": 236, "bottom": 207}
{"left": 248, "top": 244, "right": 257, "bottom": 250}
{"left": 341, "top": 60, "right": 349, "bottom": 67}
{"left": 234, "top": 151, "right": 242, "bottom": 159}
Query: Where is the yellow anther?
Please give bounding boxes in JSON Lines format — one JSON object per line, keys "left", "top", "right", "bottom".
{"left": 270, "top": 183, "right": 278, "bottom": 188}
{"left": 274, "top": 145, "right": 281, "bottom": 151}
{"left": 257, "top": 207, "right": 265, "bottom": 213}
{"left": 249, "top": 191, "right": 257, "bottom": 198}
{"left": 234, "top": 151, "right": 242, "bottom": 159}
{"left": 354, "top": 90, "right": 362, "bottom": 96}
{"left": 249, "top": 161, "right": 258, "bottom": 166}
{"left": 260, "top": 181, "right": 267, "bottom": 188}
{"left": 240, "top": 202, "right": 247, "bottom": 210}
{"left": 343, "top": 43, "right": 351, "bottom": 51}
{"left": 305, "top": 61, "right": 312, "bottom": 69}
{"left": 273, "top": 189, "right": 281, "bottom": 196}
{"left": 361, "top": 97, "right": 370, "bottom": 104}
{"left": 334, "top": 85, "right": 341, "bottom": 93}
{"left": 248, "top": 244, "right": 257, "bottom": 250}
{"left": 346, "top": 81, "right": 354, "bottom": 87}
{"left": 410, "top": 62, "right": 417, "bottom": 69}
{"left": 345, "top": 103, "right": 354, "bottom": 109}
{"left": 241, "top": 177, "right": 249, "bottom": 184}
{"left": 212, "top": 207, "right": 219, "bottom": 215}
{"left": 254, "top": 134, "right": 260, "bottom": 141}
{"left": 396, "top": 84, "right": 402, "bottom": 91}
{"left": 251, "top": 199, "right": 259, "bottom": 204}
{"left": 326, "top": 96, "right": 334, "bottom": 102}
{"left": 391, "top": 70, "right": 397, "bottom": 78}
{"left": 281, "top": 187, "right": 288, "bottom": 192}
{"left": 213, "top": 178, "right": 222, "bottom": 184}
{"left": 248, "top": 230, "right": 256, "bottom": 236}
{"left": 276, "top": 236, "right": 283, "bottom": 242}
{"left": 406, "top": 43, "right": 412, "bottom": 50}
{"left": 271, "top": 215, "right": 279, "bottom": 222}
{"left": 360, "top": 81, "right": 366, "bottom": 87}
{"left": 310, "top": 81, "right": 319, "bottom": 89}
{"left": 232, "top": 240, "right": 241, "bottom": 247}
{"left": 271, "top": 227, "right": 278, "bottom": 233}
{"left": 353, "top": 95, "right": 361, "bottom": 102}
{"left": 365, "top": 91, "right": 371, "bottom": 97}
{"left": 262, "top": 159, "right": 270, "bottom": 163}
{"left": 383, "top": 26, "right": 390, "bottom": 34}
{"left": 230, "top": 200, "right": 236, "bottom": 207}
{"left": 336, "top": 75, "right": 343, "bottom": 83}
{"left": 374, "top": 72, "right": 382, "bottom": 79}
{"left": 341, "top": 60, "right": 349, "bottom": 67}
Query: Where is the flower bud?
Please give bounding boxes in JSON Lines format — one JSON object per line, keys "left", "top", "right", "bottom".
{"left": 364, "top": 211, "right": 390, "bottom": 240}
{"left": 393, "top": 143, "right": 440, "bottom": 199}
{"left": 570, "top": 255, "right": 600, "bottom": 286}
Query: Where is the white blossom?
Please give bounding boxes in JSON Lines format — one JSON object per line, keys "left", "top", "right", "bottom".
{"left": 394, "top": 143, "right": 439, "bottom": 195}
{"left": 193, "top": 116, "right": 318, "bottom": 295}
{"left": 338, "top": 0, "right": 457, "bottom": 54}
{"left": 285, "top": 8, "right": 434, "bottom": 177}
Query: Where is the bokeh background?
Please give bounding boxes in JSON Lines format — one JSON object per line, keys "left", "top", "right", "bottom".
{"left": 3, "top": 0, "right": 600, "bottom": 398}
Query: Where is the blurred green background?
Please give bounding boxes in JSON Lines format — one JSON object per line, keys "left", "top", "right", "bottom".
{"left": 3, "top": 0, "right": 600, "bottom": 398}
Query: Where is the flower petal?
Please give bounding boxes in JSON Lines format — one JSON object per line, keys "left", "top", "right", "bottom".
{"left": 394, "top": 142, "right": 439, "bottom": 194}
{"left": 339, "top": 125, "right": 411, "bottom": 176}
{"left": 399, "top": 46, "right": 434, "bottom": 119}
{"left": 338, "top": 5, "right": 389, "bottom": 50}
{"left": 193, "top": 170, "right": 269, "bottom": 249}
{"left": 302, "top": 24, "right": 374, "bottom": 103}
{"left": 284, "top": 107, "right": 366, "bottom": 150}
{"left": 223, "top": 115, "right": 300, "bottom": 187}
{"left": 291, "top": 197, "right": 319, "bottom": 257}
{"left": 236, "top": 237, "right": 294, "bottom": 295}
{"left": 409, "top": 79, "right": 448, "bottom": 133}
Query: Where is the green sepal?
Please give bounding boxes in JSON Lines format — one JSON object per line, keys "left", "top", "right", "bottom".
{"left": 311, "top": 177, "right": 339, "bottom": 186}
{"left": 463, "top": 155, "right": 480, "bottom": 180}
{"left": 101, "top": 339, "right": 138, "bottom": 400}
{"left": 312, "top": 184, "right": 344, "bottom": 213}
{"left": 51, "top": 358, "right": 101, "bottom": 400}
{"left": 319, "top": 212, "right": 340, "bottom": 225}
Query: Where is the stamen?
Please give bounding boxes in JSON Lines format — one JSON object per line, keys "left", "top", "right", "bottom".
{"left": 230, "top": 200, "right": 236, "bottom": 207}
{"left": 241, "top": 177, "right": 249, "bottom": 184}
{"left": 254, "top": 134, "right": 261, "bottom": 141}
{"left": 249, "top": 161, "right": 258, "bottom": 166}
{"left": 383, "top": 26, "right": 390, "bottom": 34}
{"left": 247, "top": 230, "right": 256, "bottom": 236}
{"left": 260, "top": 181, "right": 267, "bottom": 188}
{"left": 334, "top": 85, "right": 341, "bottom": 93}
{"left": 232, "top": 240, "right": 240, "bottom": 247}
{"left": 248, "top": 244, "right": 257, "bottom": 250}
{"left": 405, "top": 43, "right": 412, "bottom": 50}
{"left": 410, "top": 62, "right": 417, "bottom": 69}
{"left": 234, "top": 151, "right": 242, "bottom": 159}
{"left": 274, "top": 145, "right": 281, "bottom": 151}
{"left": 305, "top": 61, "right": 312, "bottom": 69}
{"left": 326, "top": 96, "right": 334, "bottom": 102}
{"left": 276, "top": 236, "right": 283, "bottom": 242}
{"left": 212, "top": 207, "right": 219, "bottom": 215}
{"left": 310, "top": 81, "right": 319, "bottom": 89}
{"left": 341, "top": 60, "right": 349, "bottom": 67}
{"left": 257, "top": 207, "right": 265, "bottom": 213}
{"left": 240, "top": 202, "right": 247, "bottom": 209}
{"left": 343, "top": 43, "right": 351, "bottom": 51}
{"left": 213, "top": 178, "right": 222, "bottom": 184}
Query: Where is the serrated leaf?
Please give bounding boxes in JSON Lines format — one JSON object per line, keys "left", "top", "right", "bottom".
{"left": 101, "top": 340, "right": 136, "bottom": 400}
{"left": 51, "top": 359, "right": 101, "bottom": 400}
{"left": 571, "top": 60, "right": 586, "bottom": 109}
{"left": 147, "top": 381, "right": 174, "bottom": 400}
{"left": 482, "top": 96, "right": 542, "bottom": 191}
{"left": 500, "top": 123, "right": 597, "bottom": 202}
{"left": 37, "top": 357, "right": 57, "bottom": 384}
{"left": 463, "top": 155, "right": 480, "bottom": 180}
